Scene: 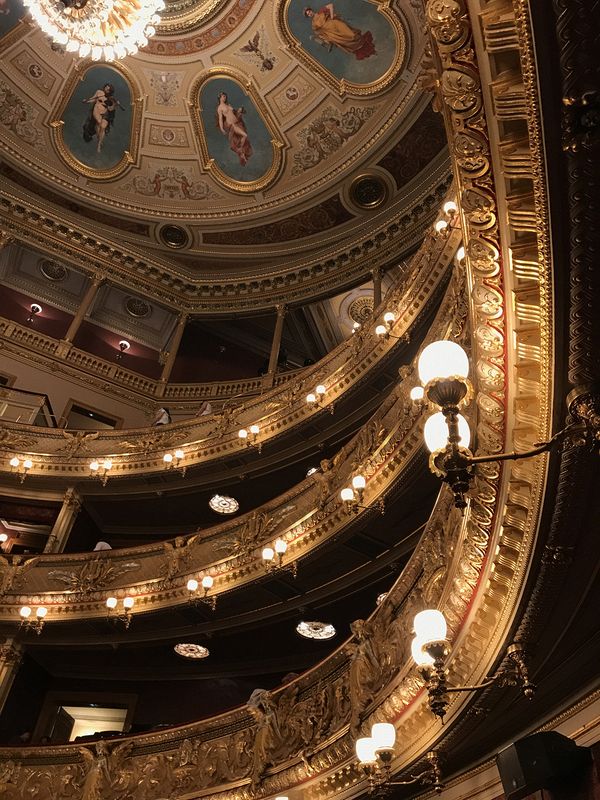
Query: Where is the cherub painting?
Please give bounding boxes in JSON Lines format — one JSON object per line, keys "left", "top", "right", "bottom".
{"left": 196, "top": 75, "right": 279, "bottom": 187}
{"left": 58, "top": 65, "right": 133, "bottom": 173}
{"left": 283, "top": 0, "right": 401, "bottom": 89}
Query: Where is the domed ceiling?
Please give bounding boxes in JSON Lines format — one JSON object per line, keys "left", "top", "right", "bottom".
{"left": 0, "top": 0, "right": 450, "bottom": 308}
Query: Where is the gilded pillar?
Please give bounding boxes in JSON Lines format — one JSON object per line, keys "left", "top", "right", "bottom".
{"left": 62, "top": 275, "right": 104, "bottom": 344}
{"left": 44, "top": 487, "right": 82, "bottom": 553}
{"left": 158, "top": 313, "right": 188, "bottom": 391}
{"left": 0, "top": 638, "right": 23, "bottom": 715}
{"left": 267, "top": 304, "right": 287, "bottom": 376}
{"left": 372, "top": 267, "right": 382, "bottom": 310}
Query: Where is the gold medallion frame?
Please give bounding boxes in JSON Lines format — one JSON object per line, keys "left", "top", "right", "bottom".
{"left": 189, "top": 68, "right": 285, "bottom": 194}
{"left": 49, "top": 61, "right": 142, "bottom": 181}
{"left": 277, "top": 0, "right": 405, "bottom": 97}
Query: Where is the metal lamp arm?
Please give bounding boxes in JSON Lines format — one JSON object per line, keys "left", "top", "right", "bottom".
{"left": 389, "top": 768, "right": 433, "bottom": 786}
{"left": 466, "top": 423, "right": 579, "bottom": 466}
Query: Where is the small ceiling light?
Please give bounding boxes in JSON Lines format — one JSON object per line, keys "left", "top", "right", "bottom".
{"left": 90, "top": 460, "right": 99, "bottom": 472}
{"left": 352, "top": 321, "right": 361, "bottom": 332}
{"left": 296, "top": 620, "right": 336, "bottom": 640}
{"left": 315, "top": 384, "right": 326, "bottom": 396}
{"left": 9, "top": 457, "right": 20, "bottom": 468}
{"left": 340, "top": 487, "right": 355, "bottom": 502}
{"left": 443, "top": 200, "right": 458, "bottom": 215}
{"left": 174, "top": 643, "right": 210, "bottom": 659}
{"left": 36, "top": 606, "right": 48, "bottom": 619}
{"left": 116, "top": 340, "right": 130, "bottom": 360}
{"left": 434, "top": 219, "right": 448, "bottom": 234}
{"left": 383, "top": 311, "right": 396, "bottom": 325}
{"left": 456, "top": 246, "right": 466, "bottom": 263}
{"left": 201, "top": 575, "right": 214, "bottom": 590}
{"left": 106, "top": 597, "right": 118, "bottom": 609}
{"left": 187, "top": 578, "right": 199, "bottom": 592}
{"left": 306, "top": 466, "right": 318, "bottom": 477}
{"left": 306, "top": 392, "right": 317, "bottom": 404}
{"left": 410, "top": 386, "right": 425, "bottom": 401}
{"left": 375, "top": 324, "right": 387, "bottom": 337}
{"left": 123, "top": 596, "right": 134, "bottom": 609}
{"left": 23, "top": 459, "right": 33, "bottom": 471}
{"left": 174, "top": 449, "right": 184, "bottom": 460}
{"left": 26, "top": 303, "right": 42, "bottom": 323}
{"left": 19, "top": 606, "right": 32, "bottom": 618}
{"left": 163, "top": 453, "right": 174, "bottom": 464}
{"left": 102, "top": 459, "right": 112, "bottom": 471}
{"left": 249, "top": 424, "right": 260, "bottom": 435}
{"left": 238, "top": 428, "right": 248, "bottom": 439}
{"left": 209, "top": 494, "right": 239, "bottom": 514}
{"left": 0, "top": 533, "right": 8, "bottom": 544}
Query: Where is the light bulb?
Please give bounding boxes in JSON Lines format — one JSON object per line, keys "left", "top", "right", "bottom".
{"left": 355, "top": 737, "right": 378, "bottom": 764}
{"left": 174, "top": 449, "right": 184, "bottom": 460}
{"left": 413, "top": 610, "right": 447, "bottom": 643}
{"left": 435, "top": 219, "right": 448, "bottom": 233}
{"left": 0, "top": 533, "right": 7, "bottom": 543}
{"left": 371, "top": 722, "right": 396, "bottom": 751}
{"left": 187, "top": 578, "right": 198, "bottom": 592}
{"left": 340, "top": 487, "right": 354, "bottom": 502}
{"left": 163, "top": 453, "right": 173, "bottom": 463}
{"left": 19, "top": 606, "right": 32, "bottom": 618}
{"left": 90, "top": 461, "right": 99, "bottom": 472}
{"left": 352, "top": 475, "right": 366, "bottom": 490}
{"left": 424, "top": 412, "right": 470, "bottom": 453}
{"left": 238, "top": 428, "right": 248, "bottom": 439}
{"left": 102, "top": 459, "right": 112, "bottom": 471}
{"left": 306, "top": 393, "right": 317, "bottom": 404}
{"left": 443, "top": 200, "right": 458, "bottom": 215}
{"left": 411, "top": 636, "right": 435, "bottom": 667}
{"left": 375, "top": 324, "right": 387, "bottom": 337}
{"left": 123, "top": 596, "right": 134, "bottom": 609}
{"left": 274, "top": 538, "right": 287, "bottom": 554}
{"left": 383, "top": 311, "right": 396, "bottom": 324}
{"left": 249, "top": 424, "right": 260, "bottom": 435}
{"left": 456, "top": 246, "right": 466, "bottom": 263}
{"left": 9, "top": 457, "right": 19, "bottom": 468}
{"left": 262, "top": 547, "right": 275, "bottom": 562}
{"left": 23, "top": 459, "right": 33, "bottom": 470}
{"left": 201, "top": 575, "right": 213, "bottom": 589}
{"left": 36, "top": 606, "right": 48, "bottom": 619}
{"left": 315, "top": 384, "right": 326, "bottom": 396}
{"left": 106, "top": 597, "right": 118, "bottom": 609}
{"left": 410, "top": 386, "right": 424, "bottom": 401}
{"left": 418, "top": 340, "right": 469, "bottom": 386}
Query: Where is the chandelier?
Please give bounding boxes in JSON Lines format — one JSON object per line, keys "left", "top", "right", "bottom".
{"left": 23, "top": 0, "right": 164, "bottom": 61}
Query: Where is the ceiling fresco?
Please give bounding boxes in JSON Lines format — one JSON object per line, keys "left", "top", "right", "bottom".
{"left": 0, "top": 0, "right": 448, "bottom": 297}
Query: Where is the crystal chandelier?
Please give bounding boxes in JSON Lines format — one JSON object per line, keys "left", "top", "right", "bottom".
{"left": 23, "top": 0, "right": 164, "bottom": 61}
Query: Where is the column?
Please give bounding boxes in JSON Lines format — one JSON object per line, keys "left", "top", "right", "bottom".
{"left": 372, "top": 267, "right": 382, "bottom": 310}
{"left": 0, "top": 638, "right": 23, "bottom": 716}
{"left": 267, "top": 304, "right": 287, "bottom": 376}
{"left": 44, "top": 487, "right": 82, "bottom": 553}
{"left": 61, "top": 275, "right": 104, "bottom": 346}
{"left": 158, "top": 313, "right": 188, "bottom": 389}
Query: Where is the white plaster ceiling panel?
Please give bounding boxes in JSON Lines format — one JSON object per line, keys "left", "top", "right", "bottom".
{"left": 0, "top": 245, "right": 90, "bottom": 313}
{"left": 89, "top": 284, "right": 177, "bottom": 350}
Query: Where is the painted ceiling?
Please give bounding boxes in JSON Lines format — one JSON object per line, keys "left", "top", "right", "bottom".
{"left": 0, "top": 0, "right": 450, "bottom": 297}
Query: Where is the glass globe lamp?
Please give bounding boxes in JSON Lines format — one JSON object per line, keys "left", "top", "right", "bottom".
{"left": 371, "top": 722, "right": 396, "bottom": 752}
{"left": 413, "top": 610, "right": 447, "bottom": 644}
{"left": 418, "top": 341, "right": 470, "bottom": 408}
{"left": 355, "top": 737, "right": 378, "bottom": 764}
{"left": 424, "top": 412, "right": 471, "bottom": 453}
{"left": 411, "top": 636, "right": 435, "bottom": 667}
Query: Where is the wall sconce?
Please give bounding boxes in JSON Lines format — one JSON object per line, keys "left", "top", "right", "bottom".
{"left": 19, "top": 605, "right": 47, "bottom": 634}
{"left": 411, "top": 609, "right": 535, "bottom": 721}
{"left": 26, "top": 303, "right": 42, "bottom": 324}
{"left": 340, "top": 476, "right": 385, "bottom": 514}
{"left": 163, "top": 449, "right": 186, "bottom": 475}
{"left": 116, "top": 340, "right": 130, "bottom": 361}
{"left": 356, "top": 723, "right": 443, "bottom": 795}
{"left": 9, "top": 456, "right": 33, "bottom": 483}
{"left": 410, "top": 385, "right": 425, "bottom": 403}
{"left": 186, "top": 575, "right": 216, "bottom": 610}
{"left": 418, "top": 341, "right": 600, "bottom": 509}
{"left": 306, "top": 384, "right": 333, "bottom": 413}
{"left": 90, "top": 458, "right": 112, "bottom": 486}
{"left": 261, "top": 537, "right": 297, "bottom": 577}
{"left": 106, "top": 595, "right": 134, "bottom": 628}
{"left": 238, "top": 425, "right": 261, "bottom": 451}
{"left": 433, "top": 200, "right": 458, "bottom": 238}
{"left": 375, "top": 312, "right": 409, "bottom": 342}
